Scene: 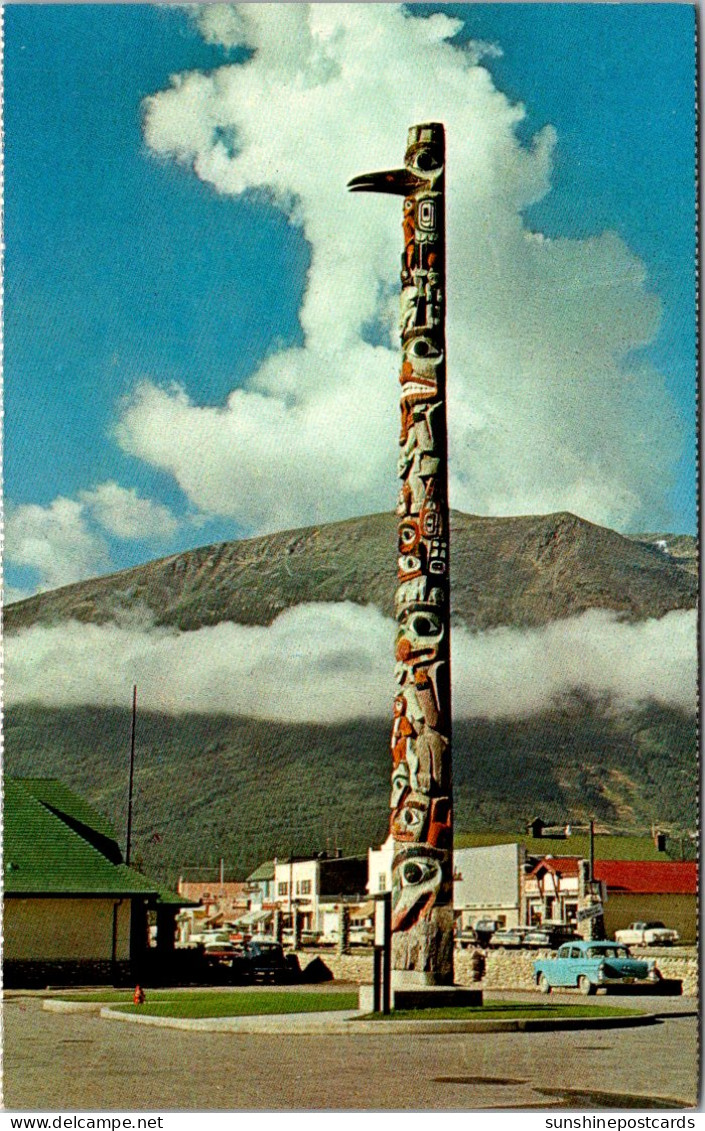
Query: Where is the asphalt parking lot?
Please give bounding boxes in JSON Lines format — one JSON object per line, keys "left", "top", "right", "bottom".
{"left": 3, "top": 989, "right": 698, "bottom": 1112}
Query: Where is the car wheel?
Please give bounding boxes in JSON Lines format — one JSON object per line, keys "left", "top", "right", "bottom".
{"left": 538, "top": 974, "right": 551, "bottom": 994}
{"left": 578, "top": 975, "right": 595, "bottom": 996}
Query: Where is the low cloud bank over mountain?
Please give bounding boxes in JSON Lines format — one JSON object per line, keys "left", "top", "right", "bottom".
{"left": 5, "top": 603, "right": 695, "bottom": 721}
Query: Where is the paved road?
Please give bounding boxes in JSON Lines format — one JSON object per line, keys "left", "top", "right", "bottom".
{"left": 3, "top": 991, "right": 698, "bottom": 1112}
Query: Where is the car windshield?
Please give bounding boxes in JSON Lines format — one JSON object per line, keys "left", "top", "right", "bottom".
{"left": 587, "top": 945, "right": 629, "bottom": 958}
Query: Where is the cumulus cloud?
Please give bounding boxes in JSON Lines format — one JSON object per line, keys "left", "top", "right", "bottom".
{"left": 5, "top": 484, "right": 180, "bottom": 594}
{"left": 115, "top": 3, "right": 680, "bottom": 536}
{"left": 80, "top": 481, "right": 179, "bottom": 540}
{"left": 5, "top": 604, "right": 696, "bottom": 720}
{"left": 4, "top": 498, "right": 111, "bottom": 592}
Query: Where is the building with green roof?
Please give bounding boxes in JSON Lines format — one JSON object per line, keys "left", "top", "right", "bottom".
{"left": 4, "top": 778, "right": 190, "bottom": 986}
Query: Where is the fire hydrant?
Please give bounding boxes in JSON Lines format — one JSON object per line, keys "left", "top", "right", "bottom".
{"left": 133, "top": 985, "right": 146, "bottom": 1005}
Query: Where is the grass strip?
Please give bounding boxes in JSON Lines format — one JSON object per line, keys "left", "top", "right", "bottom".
{"left": 357, "top": 1002, "right": 643, "bottom": 1021}
{"left": 111, "top": 991, "right": 359, "bottom": 1018}
{"left": 58, "top": 991, "right": 190, "bottom": 1003}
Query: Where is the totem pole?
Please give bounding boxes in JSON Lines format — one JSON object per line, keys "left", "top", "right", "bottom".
{"left": 349, "top": 124, "right": 453, "bottom": 986}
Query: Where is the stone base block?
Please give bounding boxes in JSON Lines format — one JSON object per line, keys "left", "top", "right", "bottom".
{"left": 359, "top": 984, "right": 482, "bottom": 1012}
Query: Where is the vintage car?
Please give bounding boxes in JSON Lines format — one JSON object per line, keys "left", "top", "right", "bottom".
{"left": 523, "top": 925, "right": 581, "bottom": 950}
{"left": 488, "top": 927, "right": 531, "bottom": 949}
{"left": 240, "top": 939, "right": 300, "bottom": 982}
{"left": 614, "top": 921, "right": 680, "bottom": 946}
{"left": 474, "top": 919, "right": 503, "bottom": 947}
{"left": 534, "top": 940, "right": 661, "bottom": 994}
{"left": 201, "top": 938, "right": 300, "bottom": 983}
{"left": 455, "top": 927, "right": 479, "bottom": 949}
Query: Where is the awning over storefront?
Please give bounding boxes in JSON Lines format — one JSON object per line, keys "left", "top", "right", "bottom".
{"left": 234, "top": 908, "right": 273, "bottom": 927}
{"left": 354, "top": 901, "right": 375, "bottom": 918}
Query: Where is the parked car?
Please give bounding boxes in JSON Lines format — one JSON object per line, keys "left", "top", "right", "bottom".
{"left": 614, "top": 921, "right": 680, "bottom": 946}
{"left": 349, "top": 927, "right": 374, "bottom": 945}
{"left": 488, "top": 927, "right": 529, "bottom": 949}
{"left": 282, "top": 928, "right": 321, "bottom": 946}
{"left": 455, "top": 927, "right": 479, "bottom": 949}
{"left": 474, "top": 919, "right": 503, "bottom": 947}
{"left": 534, "top": 940, "right": 661, "bottom": 995}
{"left": 239, "top": 940, "right": 301, "bottom": 983}
{"left": 524, "top": 925, "right": 581, "bottom": 950}
{"left": 203, "top": 940, "right": 241, "bottom": 970}
{"left": 243, "top": 939, "right": 289, "bottom": 980}
{"left": 190, "top": 928, "right": 232, "bottom": 947}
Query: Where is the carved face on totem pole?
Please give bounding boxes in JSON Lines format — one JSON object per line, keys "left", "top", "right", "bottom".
{"left": 349, "top": 124, "right": 453, "bottom": 982}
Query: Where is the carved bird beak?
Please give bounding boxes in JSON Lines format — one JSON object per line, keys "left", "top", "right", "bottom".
{"left": 347, "top": 168, "right": 422, "bottom": 196}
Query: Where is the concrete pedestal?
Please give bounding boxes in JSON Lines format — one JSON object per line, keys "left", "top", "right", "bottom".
{"left": 359, "top": 983, "right": 483, "bottom": 1012}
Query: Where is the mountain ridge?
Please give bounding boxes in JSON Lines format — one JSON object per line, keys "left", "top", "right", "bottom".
{"left": 5, "top": 509, "right": 696, "bottom": 883}
{"left": 5, "top": 509, "right": 696, "bottom": 635}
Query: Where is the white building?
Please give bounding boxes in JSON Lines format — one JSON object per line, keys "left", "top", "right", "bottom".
{"left": 272, "top": 854, "right": 367, "bottom": 934}
{"left": 367, "top": 837, "right": 524, "bottom": 928}
{"left": 367, "top": 836, "right": 394, "bottom": 895}
{"left": 453, "top": 843, "right": 524, "bottom": 929}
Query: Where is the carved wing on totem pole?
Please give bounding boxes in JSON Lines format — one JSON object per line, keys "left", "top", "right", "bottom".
{"left": 349, "top": 124, "right": 454, "bottom": 986}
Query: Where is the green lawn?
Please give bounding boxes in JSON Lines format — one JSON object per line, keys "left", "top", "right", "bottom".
{"left": 59, "top": 990, "right": 195, "bottom": 1003}
{"left": 453, "top": 832, "right": 671, "bottom": 860}
{"left": 76, "top": 990, "right": 643, "bottom": 1022}
{"left": 358, "top": 1001, "right": 643, "bottom": 1021}
{"left": 111, "top": 991, "right": 359, "bottom": 1019}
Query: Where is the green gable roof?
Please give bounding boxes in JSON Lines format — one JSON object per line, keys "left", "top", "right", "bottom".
{"left": 247, "top": 860, "right": 275, "bottom": 883}
{"left": 17, "top": 778, "right": 118, "bottom": 842}
{"left": 4, "top": 779, "right": 158, "bottom": 897}
{"left": 15, "top": 777, "right": 123, "bottom": 864}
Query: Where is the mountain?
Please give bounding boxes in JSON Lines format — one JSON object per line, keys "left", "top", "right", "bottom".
{"left": 4, "top": 701, "right": 696, "bottom": 884}
{"left": 4, "top": 510, "right": 697, "bottom": 884}
{"left": 5, "top": 510, "right": 697, "bottom": 633}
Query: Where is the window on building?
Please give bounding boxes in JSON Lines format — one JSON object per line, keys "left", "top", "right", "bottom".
{"left": 278, "top": 882, "right": 289, "bottom": 896}
{"left": 300, "top": 879, "right": 311, "bottom": 895}
{"left": 295, "top": 881, "right": 301, "bottom": 895}
{"left": 378, "top": 874, "right": 387, "bottom": 892}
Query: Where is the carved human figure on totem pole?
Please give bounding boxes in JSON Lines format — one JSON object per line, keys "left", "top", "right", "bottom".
{"left": 349, "top": 123, "right": 453, "bottom": 986}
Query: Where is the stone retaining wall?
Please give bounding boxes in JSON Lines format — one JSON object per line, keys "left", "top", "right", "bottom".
{"left": 651, "top": 956, "right": 698, "bottom": 997}
{"left": 481, "top": 948, "right": 550, "bottom": 991}
{"left": 3, "top": 959, "right": 133, "bottom": 989}
{"left": 295, "top": 947, "right": 698, "bottom": 996}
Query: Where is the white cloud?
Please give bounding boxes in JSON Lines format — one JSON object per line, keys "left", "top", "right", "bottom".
{"left": 3, "top": 585, "right": 34, "bottom": 606}
{"left": 452, "top": 607, "right": 697, "bottom": 718}
{"left": 80, "top": 481, "right": 179, "bottom": 540}
{"left": 115, "top": 3, "right": 680, "bottom": 536}
{"left": 5, "top": 484, "right": 181, "bottom": 595}
{"left": 4, "top": 498, "right": 111, "bottom": 592}
{"left": 5, "top": 604, "right": 696, "bottom": 720}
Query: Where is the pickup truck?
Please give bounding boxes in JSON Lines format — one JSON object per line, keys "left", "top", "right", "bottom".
{"left": 614, "top": 921, "right": 679, "bottom": 946}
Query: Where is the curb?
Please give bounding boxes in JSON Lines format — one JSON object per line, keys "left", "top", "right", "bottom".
{"left": 99, "top": 1007, "right": 659, "bottom": 1035}
{"left": 43, "top": 999, "right": 105, "bottom": 1013}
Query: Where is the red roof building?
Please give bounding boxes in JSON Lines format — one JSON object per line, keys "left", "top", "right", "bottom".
{"left": 523, "top": 855, "right": 697, "bottom": 942}
{"left": 594, "top": 860, "right": 697, "bottom": 895}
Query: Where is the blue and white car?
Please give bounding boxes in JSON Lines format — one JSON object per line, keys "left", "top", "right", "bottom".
{"left": 534, "top": 939, "right": 662, "bottom": 995}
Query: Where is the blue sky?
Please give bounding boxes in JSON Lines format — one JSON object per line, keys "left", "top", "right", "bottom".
{"left": 4, "top": 4, "right": 696, "bottom": 598}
